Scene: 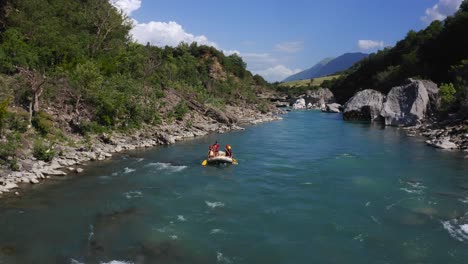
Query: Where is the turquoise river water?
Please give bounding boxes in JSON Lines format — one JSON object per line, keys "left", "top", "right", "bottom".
{"left": 1, "top": 111, "right": 468, "bottom": 264}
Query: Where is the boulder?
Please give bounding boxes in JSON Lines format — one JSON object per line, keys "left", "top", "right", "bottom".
{"left": 343, "top": 89, "right": 385, "bottom": 121}
{"left": 156, "top": 132, "right": 175, "bottom": 145}
{"left": 292, "top": 98, "right": 306, "bottom": 109}
{"left": 380, "top": 79, "right": 437, "bottom": 126}
{"left": 322, "top": 103, "right": 342, "bottom": 113}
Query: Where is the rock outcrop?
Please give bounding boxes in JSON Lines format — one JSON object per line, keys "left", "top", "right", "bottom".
{"left": 343, "top": 89, "right": 385, "bottom": 121}
{"left": 380, "top": 79, "right": 438, "bottom": 126}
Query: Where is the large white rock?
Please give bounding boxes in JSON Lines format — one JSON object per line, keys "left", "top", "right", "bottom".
{"left": 381, "top": 79, "right": 437, "bottom": 126}
{"left": 292, "top": 98, "right": 306, "bottom": 109}
{"left": 343, "top": 89, "right": 385, "bottom": 121}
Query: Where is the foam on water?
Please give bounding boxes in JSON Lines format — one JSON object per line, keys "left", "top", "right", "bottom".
{"left": 88, "top": 224, "right": 94, "bottom": 241}
{"left": 206, "top": 201, "right": 225, "bottom": 209}
{"left": 210, "top": 229, "right": 223, "bottom": 234}
{"left": 70, "top": 259, "right": 84, "bottom": 264}
{"left": 124, "top": 191, "right": 143, "bottom": 199}
{"left": 400, "top": 188, "right": 423, "bottom": 194}
{"left": 145, "top": 162, "right": 187, "bottom": 172}
{"left": 459, "top": 197, "right": 468, "bottom": 203}
{"left": 442, "top": 218, "right": 468, "bottom": 242}
{"left": 100, "top": 261, "right": 134, "bottom": 264}
{"left": 177, "top": 215, "right": 186, "bottom": 222}
{"left": 216, "top": 252, "right": 233, "bottom": 264}
{"left": 399, "top": 181, "right": 426, "bottom": 195}
{"left": 123, "top": 167, "right": 136, "bottom": 174}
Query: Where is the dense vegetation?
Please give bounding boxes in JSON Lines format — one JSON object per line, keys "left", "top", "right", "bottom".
{"left": 0, "top": 0, "right": 269, "bottom": 169}
{"left": 325, "top": 1, "right": 468, "bottom": 108}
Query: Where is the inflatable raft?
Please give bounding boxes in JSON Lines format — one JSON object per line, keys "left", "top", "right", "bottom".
{"left": 204, "top": 151, "right": 237, "bottom": 165}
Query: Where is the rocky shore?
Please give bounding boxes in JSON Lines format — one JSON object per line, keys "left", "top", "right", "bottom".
{"left": 340, "top": 78, "right": 468, "bottom": 156}
{"left": 0, "top": 105, "right": 283, "bottom": 196}
{"left": 403, "top": 118, "right": 468, "bottom": 154}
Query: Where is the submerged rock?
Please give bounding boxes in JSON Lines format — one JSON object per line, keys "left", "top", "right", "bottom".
{"left": 380, "top": 79, "right": 438, "bottom": 126}
{"left": 343, "top": 89, "right": 385, "bottom": 121}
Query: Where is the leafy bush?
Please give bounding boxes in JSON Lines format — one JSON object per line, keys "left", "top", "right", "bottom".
{"left": 257, "top": 101, "right": 270, "bottom": 114}
{"left": 33, "top": 140, "right": 56, "bottom": 162}
{"left": 0, "top": 132, "right": 21, "bottom": 170}
{"left": 8, "top": 110, "right": 30, "bottom": 133}
{"left": 439, "top": 83, "right": 457, "bottom": 111}
{"left": 171, "top": 102, "right": 189, "bottom": 121}
{"left": 0, "top": 98, "right": 10, "bottom": 134}
{"left": 32, "top": 111, "right": 53, "bottom": 136}
{"left": 77, "top": 121, "right": 107, "bottom": 135}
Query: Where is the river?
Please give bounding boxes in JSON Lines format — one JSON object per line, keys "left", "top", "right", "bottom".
{"left": 1, "top": 111, "right": 468, "bottom": 263}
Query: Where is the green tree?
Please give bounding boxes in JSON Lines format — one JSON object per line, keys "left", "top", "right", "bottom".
{"left": 439, "top": 83, "right": 457, "bottom": 111}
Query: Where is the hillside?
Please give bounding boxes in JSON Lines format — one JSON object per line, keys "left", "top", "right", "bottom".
{"left": 280, "top": 74, "right": 341, "bottom": 87}
{"left": 327, "top": 3, "right": 468, "bottom": 105}
{"left": 282, "top": 52, "right": 368, "bottom": 82}
{"left": 0, "top": 0, "right": 276, "bottom": 173}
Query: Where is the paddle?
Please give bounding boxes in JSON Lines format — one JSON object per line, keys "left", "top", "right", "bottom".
{"left": 202, "top": 160, "right": 208, "bottom": 166}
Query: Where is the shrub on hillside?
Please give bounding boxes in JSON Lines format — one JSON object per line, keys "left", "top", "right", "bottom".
{"left": 439, "top": 83, "right": 457, "bottom": 111}
{"left": 33, "top": 140, "right": 56, "bottom": 162}
{"left": 0, "top": 132, "right": 21, "bottom": 170}
{"left": 32, "top": 111, "right": 53, "bottom": 136}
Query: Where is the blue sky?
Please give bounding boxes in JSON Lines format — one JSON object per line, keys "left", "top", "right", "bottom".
{"left": 111, "top": 0, "right": 463, "bottom": 82}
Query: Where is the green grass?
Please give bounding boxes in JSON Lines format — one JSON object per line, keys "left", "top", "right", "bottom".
{"left": 280, "top": 74, "right": 341, "bottom": 87}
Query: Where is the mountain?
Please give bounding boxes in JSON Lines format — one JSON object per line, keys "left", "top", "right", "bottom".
{"left": 282, "top": 57, "right": 333, "bottom": 82}
{"left": 282, "top": 52, "right": 368, "bottom": 82}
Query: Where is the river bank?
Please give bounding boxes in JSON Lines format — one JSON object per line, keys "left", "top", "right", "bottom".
{"left": 0, "top": 105, "right": 283, "bottom": 196}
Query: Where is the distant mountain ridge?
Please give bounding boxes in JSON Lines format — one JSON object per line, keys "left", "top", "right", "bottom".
{"left": 283, "top": 52, "right": 368, "bottom": 82}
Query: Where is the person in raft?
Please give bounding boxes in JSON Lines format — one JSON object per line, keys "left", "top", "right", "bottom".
{"left": 225, "top": 144, "right": 233, "bottom": 157}
{"left": 213, "top": 141, "right": 220, "bottom": 156}
{"left": 208, "top": 145, "right": 215, "bottom": 158}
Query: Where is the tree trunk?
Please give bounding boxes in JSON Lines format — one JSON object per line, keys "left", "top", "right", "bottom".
{"left": 28, "top": 101, "right": 33, "bottom": 128}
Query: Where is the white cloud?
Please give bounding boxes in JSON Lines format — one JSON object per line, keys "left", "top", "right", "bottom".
{"left": 275, "top": 41, "right": 304, "bottom": 53}
{"left": 110, "top": 0, "right": 142, "bottom": 15}
{"left": 109, "top": 0, "right": 299, "bottom": 83}
{"left": 110, "top": 0, "right": 217, "bottom": 47}
{"left": 222, "top": 50, "right": 241, "bottom": 56}
{"left": 421, "top": 0, "right": 462, "bottom": 23}
{"left": 131, "top": 21, "right": 217, "bottom": 47}
{"left": 255, "top": 65, "right": 302, "bottom": 82}
{"left": 358, "top": 40, "right": 384, "bottom": 50}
